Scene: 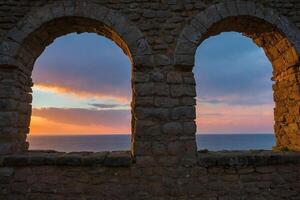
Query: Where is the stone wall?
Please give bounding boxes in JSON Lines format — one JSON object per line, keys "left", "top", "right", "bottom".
{"left": 1, "top": 150, "right": 300, "bottom": 199}
{"left": 0, "top": 0, "right": 300, "bottom": 199}
{"left": 0, "top": 0, "right": 300, "bottom": 155}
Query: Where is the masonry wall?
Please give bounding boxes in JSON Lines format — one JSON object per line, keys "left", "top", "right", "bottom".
{"left": 1, "top": 0, "right": 300, "bottom": 199}
{"left": 0, "top": 0, "right": 300, "bottom": 154}
{"left": 1, "top": 151, "right": 300, "bottom": 199}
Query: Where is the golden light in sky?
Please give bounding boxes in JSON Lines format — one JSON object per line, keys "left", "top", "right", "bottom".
{"left": 30, "top": 32, "right": 274, "bottom": 135}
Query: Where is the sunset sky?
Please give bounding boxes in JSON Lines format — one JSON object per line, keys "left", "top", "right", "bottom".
{"left": 30, "top": 32, "right": 274, "bottom": 135}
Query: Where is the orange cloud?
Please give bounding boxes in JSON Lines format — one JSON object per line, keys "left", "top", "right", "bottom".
{"left": 30, "top": 108, "right": 131, "bottom": 135}
{"left": 34, "top": 83, "right": 130, "bottom": 104}
{"left": 196, "top": 104, "right": 274, "bottom": 133}
{"left": 30, "top": 116, "right": 130, "bottom": 135}
{"left": 30, "top": 102, "right": 274, "bottom": 135}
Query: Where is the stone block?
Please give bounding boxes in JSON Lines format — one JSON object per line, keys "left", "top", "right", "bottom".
{"left": 181, "top": 97, "right": 196, "bottom": 106}
{"left": 154, "top": 54, "right": 171, "bottom": 66}
{"left": 181, "top": 25, "right": 201, "bottom": 44}
{"left": 167, "top": 71, "right": 183, "bottom": 84}
{"left": 135, "top": 107, "right": 169, "bottom": 120}
{"left": 190, "top": 19, "right": 207, "bottom": 36}
{"left": 215, "top": 3, "right": 230, "bottom": 18}
{"left": 183, "top": 122, "right": 196, "bottom": 135}
{"left": 170, "top": 85, "right": 196, "bottom": 97}
{"left": 134, "top": 141, "right": 152, "bottom": 156}
{"left": 81, "top": 152, "right": 108, "bottom": 165}
{"left": 204, "top": 5, "right": 222, "bottom": 23}
{"left": 104, "top": 151, "right": 131, "bottom": 167}
{"left": 175, "top": 38, "right": 197, "bottom": 55}
{"left": 171, "top": 106, "right": 196, "bottom": 120}
{"left": 154, "top": 97, "right": 179, "bottom": 108}
{"left": 0, "top": 86, "right": 19, "bottom": 98}
{"left": 0, "top": 99, "right": 18, "bottom": 111}
{"left": 134, "top": 120, "right": 156, "bottom": 133}
{"left": 110, "top": 15, "right": 131, "bottom": 36}
{"left": 49, "top": 2, "right": 65, "bottom": 18}
{"left": 133, "top": 72, "right": 150, "bottom": 83}
{"left": 183, "top": 75, "right": 196, "bottom": 85}
{"left": 195, "top": 12, "right": 213, "bottom": 29}
{"left": 0, "top": 112, "right": 18, "bottom": 127}
{"left": 162, "top": 122, "right": 183, "bottom": 135}
{"left": 153, "top": 83, "right": 169, "bottom": 96}
{"left": 0, "top": 127, "right": 22, "bottom": 140}
{"left": 135, "top": 96, "right": 154, "bottom": 106}
{"left": 174, "top": 54, "right": 195, "bottom": 68}
{"left": 0, "top": 167, "right": 14, "bottom": 177}
{"left": 152, "top": 142, "right": 167, "bottom": 155}
{"left": 167, "top": 141, "right": 181, "bottom": 155}
{"left": 225, "top": 1, "right": 239, "bottom": 17}
{"left": 158, "top": 156, "right": 179, "bottom": 166}
{"left": 123, "top": 29, "right": 148, "bottom": 55}
{"left": 56, "top": 153, "right": 82, "bottom": 166}
{"left": 132, "top": 55, "right": 155, "bottom": 69}
{"left": 150, "top": 71, "right": 165, "bottom": 82}
{"left": 135, "top": 83, "right": 154, "bottom": 96}
{"left": 135, "top": 156, "right": 155, "bottom": 167}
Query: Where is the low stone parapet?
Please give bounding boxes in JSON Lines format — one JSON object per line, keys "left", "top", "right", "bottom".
{"left": 197, "top": 150, "right": 300, "bottom": 167}
{"left": 0, "top": 150, "right": 132, "bottom": 167}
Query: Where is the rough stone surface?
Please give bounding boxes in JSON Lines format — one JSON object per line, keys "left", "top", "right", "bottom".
{"left": 0, "top": 151, "right": 299, "bottom": 199}
{"left": 0, "top": 151, "right": 131, "bottom": 167}
{"left": 0, "top": 0, "right": 300, "bottom": 199}
{"left": 0, "top": 0, "right": 299, "bottom": 154}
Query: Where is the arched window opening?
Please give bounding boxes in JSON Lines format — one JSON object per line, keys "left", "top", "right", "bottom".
{"left": 195, "top": 32, "right": 275, "bottom": 151}
{"left": 0, "top": 4, "right": 154, "bottom": 155}
{"left": 27, "top": 33, "right": 131, "bottom": 152}
{"left": 174, "top": 11, "right": 300, "bottom": 152}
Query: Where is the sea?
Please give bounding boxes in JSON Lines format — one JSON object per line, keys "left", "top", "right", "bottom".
{"left": 27, "top": 134, "right": 275, "bottom": 152}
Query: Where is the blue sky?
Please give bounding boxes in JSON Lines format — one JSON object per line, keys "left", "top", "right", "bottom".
{"left": 30, "top": 32, "right": 274, "bottom": 135}
{"left": 195, "top": 32, "right": 273, "bottom": 106}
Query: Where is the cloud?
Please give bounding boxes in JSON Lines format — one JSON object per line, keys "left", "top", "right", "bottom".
{"left": 32, "top": 107, "right": 131, "bottom": 127}
{"left": 194, "top": 32, "right": 273, "bottom": 106}
{"left": 199, "top": 113, "right": 223, "bottom": 117}
{"left": 197, "top": 97, "right": 223, "bottom": 104}
{"left": 196, "top": 92, "right": 274, "bottom": 106}
{"left": 89, "top": 103, "right": 130, "bottom": 109}
{"left": 34, "top": 83, "right": 130, "bottom": 104}
{"left": 30, "top": 32, "right": 275, "bottom": 135}
{"left": 196, "top": 103, "right": 274, "bottom": 133}
{"left": 30, "top": 116, "right": 130, "bottom": 135}
{"left": 196, "top": 115, "right": 274, "bottom": 134}
{"left": 33, "top": 33, "right": 132, "bottom": 101}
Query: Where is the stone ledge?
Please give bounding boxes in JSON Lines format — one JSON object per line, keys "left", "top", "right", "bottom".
{"left": 197, "top": 150, "right": 300, "bottom": 167}
{"left": 0, "top": 150, "right": 132, "bottom": 167}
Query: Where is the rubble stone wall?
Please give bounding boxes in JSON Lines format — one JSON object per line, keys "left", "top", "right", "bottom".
{"left": 0, "top": 0, "right": 300, "bottom": 199}
{"left": 1, "top": 151, "right": 300, "bottom": 199}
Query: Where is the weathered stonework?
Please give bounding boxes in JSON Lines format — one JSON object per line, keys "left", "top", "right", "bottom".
{"left": 1, "top": 150, "right": 300, "bottom": 199}
{"left": 0, "top": 0, "right": 300, "bottom": 199}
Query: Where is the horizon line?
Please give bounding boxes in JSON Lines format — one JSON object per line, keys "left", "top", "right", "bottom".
{"left": 28, "top": 132, "right": 275, "bottom": 137}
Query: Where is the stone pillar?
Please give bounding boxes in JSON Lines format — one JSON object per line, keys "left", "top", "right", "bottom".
{"left": 273, "top": 65, "right": 300, "bottom": 151}
{"left": 267, "top": 35, "right": 300, "bottom": 151}
{"left": 0, "top": 65, "right": 31, "bottom": 154}
{"left": 132, "top": 66, "right": 197, "bottom": 167}
{"left": 166, "top": 70, "right": 198, "bottom": 166}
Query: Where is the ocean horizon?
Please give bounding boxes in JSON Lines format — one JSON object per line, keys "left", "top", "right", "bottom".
{"left": 27, "top": 133, "right": 275, "bottom": 152}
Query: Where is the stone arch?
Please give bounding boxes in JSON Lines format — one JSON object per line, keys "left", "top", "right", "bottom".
{"left": 0, "top": 1, "right": 154, "bottom": 154}
{"left": 174, "top": 1, "right": 300, "bottom": 151}
{"left": 1, "top": 1, "right": 153, "bottom": 72}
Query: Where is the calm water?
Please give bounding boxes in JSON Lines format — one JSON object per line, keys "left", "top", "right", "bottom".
{"left": 27, "top": 134, "right": 275, "bottom": 152}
